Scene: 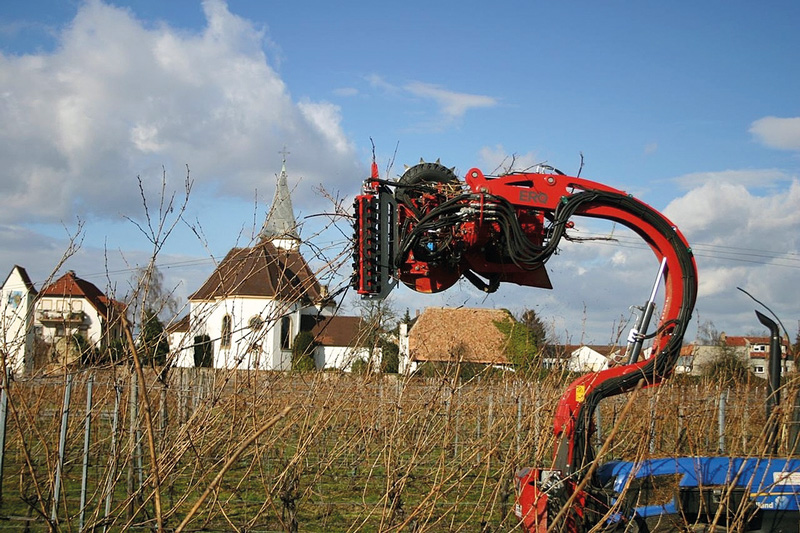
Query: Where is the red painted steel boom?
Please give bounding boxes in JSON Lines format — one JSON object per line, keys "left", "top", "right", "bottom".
{"left": 352, "top": 162, "right": 698, "bottom": 531}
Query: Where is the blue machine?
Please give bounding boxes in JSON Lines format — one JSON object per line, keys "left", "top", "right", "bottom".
{"left": 597, "top": 457, "right": 800, "bottom": 531}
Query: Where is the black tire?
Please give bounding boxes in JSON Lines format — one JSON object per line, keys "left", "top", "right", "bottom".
{"left": 395, "top": 162, "right": 462, "bottom": 293}
{"left": 398, "top": 162, "right": 458, "bottom": 187}
{"left": 396, "top": 162, "right": 459, "bottom": 216}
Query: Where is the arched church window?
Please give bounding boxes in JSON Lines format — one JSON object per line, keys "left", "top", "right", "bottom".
{"left": 221, "top": 315, "right": 232, "bottom": 348}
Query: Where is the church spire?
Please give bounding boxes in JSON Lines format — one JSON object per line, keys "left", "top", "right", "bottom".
{"left": 259, "top": 149, "right": 300, "bottom": 250}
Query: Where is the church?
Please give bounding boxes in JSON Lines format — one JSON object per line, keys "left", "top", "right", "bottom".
{"left": 170, "top": 157, "right": 369, "bottom": 371}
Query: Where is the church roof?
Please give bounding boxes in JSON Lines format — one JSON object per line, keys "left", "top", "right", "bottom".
{"left": 259, "top": 159, "right": 300, "bottom": 243}
{"left": 188, "top": 240, "right": 322, "bottom": 303}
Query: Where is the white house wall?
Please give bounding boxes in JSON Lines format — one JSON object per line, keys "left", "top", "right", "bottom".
{"left": 1, "top": 270, "right": 35, "bottom": 374}
{"left": 167, "top": 328, "right": 195, "bottom": 368}
{"left": 35, "top": 297, "right": 104, "bottom": 346}
{"left": 567, "top": 346, "right": 608, "bottom": 373}
{"left": 316, "top": 345, "right": 372, "bottom": 371}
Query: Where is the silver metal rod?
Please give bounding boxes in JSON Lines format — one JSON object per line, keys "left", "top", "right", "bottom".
{"left": 627, "top": 258, "right": 668, "bottom": 364}
{"left": 0, "top": 367, "right": 9, "bottom": 505}
{"left": 79, "top": 373, "right": 94, "bottom": 532}
{"left": 52, "top": 373, "right": 74, "bottom": 523}
{"left": 103, "top": 383, "right": 122, "bottom": 532}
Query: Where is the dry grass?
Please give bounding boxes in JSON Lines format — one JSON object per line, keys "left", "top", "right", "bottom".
{"left": 0, "top": 367, "right": 797, "bottom": 532}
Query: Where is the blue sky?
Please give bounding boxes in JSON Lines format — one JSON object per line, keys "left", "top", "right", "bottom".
{"left": 1, "top": 0, "right": 799, "bottom": 344}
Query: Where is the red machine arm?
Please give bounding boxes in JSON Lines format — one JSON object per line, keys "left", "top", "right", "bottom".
{"left": 352, "top": 161, "right": 698, "bottom": 531}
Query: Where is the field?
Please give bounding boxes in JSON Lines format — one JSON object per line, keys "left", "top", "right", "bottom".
{"left": 0, "top": 367, "right": 797, "bottom": 532}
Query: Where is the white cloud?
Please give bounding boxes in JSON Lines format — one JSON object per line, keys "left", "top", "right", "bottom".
{"left": 0, "top": 0, "right": 361, "bottom": 225}
{"left": 750, "top": 116, "right": 800, "bottom": 151}
{"left": 365, "top": 74, "right": 498, "bottom": 126}
{"left": 663, "top": 178, "right": 800, "bottom": 331}
{"left": 477, "top": 145, "right": 543, "bottom": 173}
{"left": 403, "top": 81, "right": 497, "bottom": 120}
{"left": 332, "top": 87, "right": 358, "bottom": 97}
{"left": 664, "top": 179, "right": 800, "bottom": 245}
{"left": 671, "top": 168, "right": 792, "bottom": 190}
{"left": 365, "top": 73, "right": 398, "bottom": 93}
{"left": 298, "top": 100, "right": 353, "bottom": 155}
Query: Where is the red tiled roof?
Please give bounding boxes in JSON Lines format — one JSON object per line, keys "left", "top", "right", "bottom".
{"left": 724, "top": 336, "right": 770, "bottom": 347}
{"left": 40, "top": 270, "right": 121, "bottom": 317}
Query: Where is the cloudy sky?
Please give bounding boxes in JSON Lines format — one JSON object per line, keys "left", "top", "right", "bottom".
{"left": 1, "top": 0, "right": 798, "bottom": 344}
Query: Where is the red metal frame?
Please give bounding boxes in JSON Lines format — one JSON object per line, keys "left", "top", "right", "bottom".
{"left": 354, "top": 164, "right": 698, "bottom": 531}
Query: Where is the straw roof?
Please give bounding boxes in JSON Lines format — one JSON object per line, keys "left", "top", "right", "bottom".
{"left": 409, "top": 307, "right": 513, "bottom": 365}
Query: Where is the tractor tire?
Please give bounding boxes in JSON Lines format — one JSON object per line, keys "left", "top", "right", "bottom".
{"left": 398, "top": 161, "right": 458, "bottom": 187}
{"left": 395, "top": 162, "right": 459, "bottom": 216}
{"left": 394, "top": 161, "right": 462, "bottom": 293}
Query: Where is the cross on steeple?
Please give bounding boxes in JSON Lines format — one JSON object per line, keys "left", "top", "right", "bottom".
{"left": 279, "top": 146, "right": 290, "bottom": 163}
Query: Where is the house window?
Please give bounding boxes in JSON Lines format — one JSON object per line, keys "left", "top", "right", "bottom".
{"left": 754, "top": 366, "right": 765, "bottom": 374}
{"left": 752, "top": 344, "right": 766, "bottom": 353}
{"left": 280, "top": 316, "right": 292, "bottom": 350}
{"left": 249, "top": 316, "right": 264, "bottom": 330}
{"left": 221, "top": 315, "right": 232, "bottom": 348}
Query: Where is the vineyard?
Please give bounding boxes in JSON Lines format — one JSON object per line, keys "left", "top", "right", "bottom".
{"left": 0, "top": 367, "right": 797, "bottom": 532}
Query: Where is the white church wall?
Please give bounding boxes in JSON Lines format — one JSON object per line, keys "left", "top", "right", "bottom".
{"left": 188, "top": 297, "right": 304, "bottom": 371}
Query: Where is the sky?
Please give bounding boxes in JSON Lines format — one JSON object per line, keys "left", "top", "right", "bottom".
{"left": 1, "top": 0, "right": 799, "bottom": 345}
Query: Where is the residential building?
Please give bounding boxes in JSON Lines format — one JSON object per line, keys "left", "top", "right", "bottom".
{"left": 722, "top": 334, "right": 793, "bottom": 377}
{"left": 35, "top": 270, "right": 125, "bottom": 366}
{"left": 542, "top": 344, "right": 625, "bottom": 372}
{"left": 306, "top": 315, "right": 373, "bottom": 371}
{"left": 401, "top": 307, "right": 516, "bottom": 374}
{"left": 687, "top": 333, "right": 793, "bottom": 378}
{"left": 1, "top": 266, "right": 38, "bottom": 374}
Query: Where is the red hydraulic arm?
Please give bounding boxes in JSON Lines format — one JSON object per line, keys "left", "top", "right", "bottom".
{"left": 351, "top": 162, "right": 698, "bottom": 531}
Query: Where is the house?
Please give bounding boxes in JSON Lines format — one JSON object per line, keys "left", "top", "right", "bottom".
{"left": 35, "top": 270, "right": 125, "bottom": 366}
{"left": 165, "top": 314, "right": 193, "bottom": 367}
{"left": 687, "top": 333, "right": 793, "bottom": 378}
{"left": 722, "top": 334, "right": 793, "bottom": 377}
{"left": 176, "top": 157, "right": 348, "bottom": 371}
{"left": 565, "top": 345, "right": 612, "bottom": 372}
{"left": 1, "top": 266, "right": 38, "bottom": 374}
{"left": 305, "top": 315, "right": 374, "bottom": 371}
{"left": 674, "top": 344, "right": 695, "bottom": 374}
{"left": 542, "top": 344, "right": 624, "bottom": 373}
{"left": 401, "top": 307, "right": 517, "bottom": 374}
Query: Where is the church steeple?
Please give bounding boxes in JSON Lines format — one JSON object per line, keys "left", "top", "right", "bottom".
{"left": 259, "top": 150, "right": 300, "bottom": 250}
